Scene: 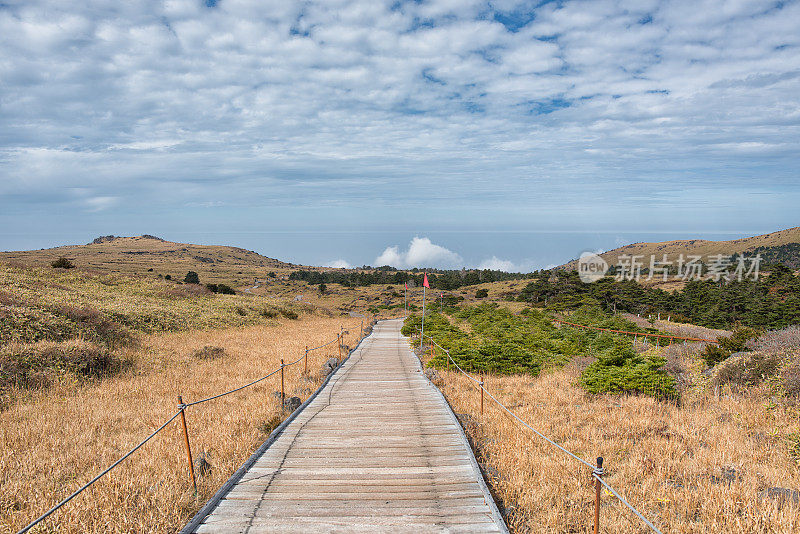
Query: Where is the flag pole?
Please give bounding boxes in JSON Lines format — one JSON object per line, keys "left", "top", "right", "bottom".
{"left": 420, "top": 277, "right": 426, "bottom": 350}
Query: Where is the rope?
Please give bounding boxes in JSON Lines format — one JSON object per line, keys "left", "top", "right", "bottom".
{"left": 17, "top": 328, "right": 353, "bottom": 533}
{"left": 184, "top": 368, "right": 282, "bottom": 407}
{"left": 412, "top": 327, "right": 661, "bottom": 533}
{"left": 307, "top": 336, "right": 339, "bottom": 352}
{"left": 594, "top": 475, "right": 664, "bottom": 534}
{"left": 185, "top": 334, "right": 339, "bottom": 406}
{"left": 17, "top": 410, "right": 183, "bottom": 534}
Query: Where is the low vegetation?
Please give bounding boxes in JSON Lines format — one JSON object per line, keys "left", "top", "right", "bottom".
{"left": 518, "top": 267, "right": 800, "bottom": 329}
{"left": 0, "top": 263, "right": 304, "bottom": 406}
{"left": 0, "top": 316, "right": 363, "bottom": 533}
{"left": 404, "top": 304, "right": 678, "bottom": 399}
{"left": 411, "top": 309, "right": 800, "bottom": 532}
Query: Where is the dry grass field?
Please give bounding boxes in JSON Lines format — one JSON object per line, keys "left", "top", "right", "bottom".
{"left": 0, "top": 315, "right": 364, "bottom": 533}
{"left": 0, "top": 235, "right": 295, "bottom": 288}
{"left": 425, "top": 348, "right": 800, "bottom": 533}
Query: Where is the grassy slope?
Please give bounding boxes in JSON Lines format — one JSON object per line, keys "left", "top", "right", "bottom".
{"left": 561, "top": 226, "right": 800, "bottom": 272}
{"left": 0, "top": 235, "right": 294, "bottom": 287}
{"left": 410, "top": 305, "right": 800, "bottom": 532}
{"left": 1, "top": 317, "right": 364, "bottom": 533}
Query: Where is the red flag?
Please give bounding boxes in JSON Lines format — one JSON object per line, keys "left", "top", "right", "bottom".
{"left": 423, "top": 273, "right": 430, "bottom": 288}
{"left": 404, "top": 282, "right": 407, "bottom": 290}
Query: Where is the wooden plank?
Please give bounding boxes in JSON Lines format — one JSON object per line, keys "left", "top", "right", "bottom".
{"left": 184, "top": 319, "right": 508, "bottom": 533}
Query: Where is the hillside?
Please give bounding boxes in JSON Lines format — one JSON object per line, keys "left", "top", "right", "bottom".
{"left": 0, "top": 235, "right": 294, "bottom": 286}
{"left": 561, "top": 226, "right": 800, "bottom": 271}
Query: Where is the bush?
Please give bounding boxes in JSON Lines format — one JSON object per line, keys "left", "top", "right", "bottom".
{"left": 1, "top": 340, "right": 115, "bottom": 390}
{"left": 711, "top": 351, "right": 783, "bottom": 389}
{"left": 719, "top": 327, "right": 760, "bottom": 352}
{"left": 191, "top": 346, "right": 225, "bottom": 360}
{"left": 184, "top": 271, "right": 200, "bottom": 284}
{"left": 164, "top": 275, "right": 172, "bottom": 280}
{"left": 51, "top": 257, "right": 74, "bottom": 269}
{"left": 580, "top": 338, "right": 678, "bottom": 400}
{"left": 475, "top": 288, "right": 489, "bottom": 299}
{"left": 280, "top": 308, "right": 299, "bottom": 320}
{"left": 747, "top": 326, "right": 800, "bottom": 353}
{"left": 702, "top": 327, "right": 762, "bottom": 366}
{"left": 319, "top": 283, "right": 327, "bottom": 294}
{"left": 702, "top": 344, "right": 731, "bottom": 366}
{"left": 206, "top": 283, "right": 236, "bottom": 295}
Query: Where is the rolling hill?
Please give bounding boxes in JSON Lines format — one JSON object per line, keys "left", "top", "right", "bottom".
{"left": 561, "top": 226, "right": 800, "bottom": 271}
{"left": 0, "top": 235, "right": 295, "bottom": 286}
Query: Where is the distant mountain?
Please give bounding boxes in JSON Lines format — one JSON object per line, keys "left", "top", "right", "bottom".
{"left": 0, "top": 235, "right": 294, "bottom": 285}
{"left": 560, "top": 226, "right": 800, "bottom": 271}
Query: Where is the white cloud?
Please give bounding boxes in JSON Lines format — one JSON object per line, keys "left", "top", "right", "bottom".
{"left": 324, "top": 259, "right": 351, "bottom": 268}
{"left": 478, "top": 256, "right": 517, "bottom": 272}
{"left": 0, "top": 0, "right": 798, "bottom": 242}
{"left": 375, "top": 237, "right": 463, "bottom": 269}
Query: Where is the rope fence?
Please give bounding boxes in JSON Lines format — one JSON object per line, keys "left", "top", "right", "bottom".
{"left": 16, "top": 320, "right": 373, "bottom": 534}
{"left": 413, "top": 327, "right": 663, "bottom": 534}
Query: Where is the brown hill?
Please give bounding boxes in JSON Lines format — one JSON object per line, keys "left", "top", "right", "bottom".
{"left": 0, "top": 235, "right": 294, "bottom": 286}
{"left": 561, "top": 226, "right": 800, "bottom": 271}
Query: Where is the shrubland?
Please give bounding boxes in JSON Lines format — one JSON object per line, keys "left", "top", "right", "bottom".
{"left": 407, "top": 303, "right": 800, "bottom": 532}
{"left": 0, "top": 263, "right": 308, "bottom": 407}
{"left": 403, "top": 303, "right": 676, "bottom": 398}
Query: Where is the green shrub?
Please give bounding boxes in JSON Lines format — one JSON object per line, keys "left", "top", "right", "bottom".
{"left": 702, "top": 344, "right": 731, "bottom": 366}
{"left": 51, "top": 257, "right": 74, "bottom": 269}
{"left": 719, "top": 327, "right": 760, "bottom": 352}
{"left": 206, "top": 283, "right": 235, "bottom": 295}
{"left": 475, "top": 288, "right": 489, "bottom": 299}
{"left": 580, "top": 338, "right": 678, "bottom": 400}
{"left": 184, "top": 271, "right": 200, "bottom": 284}
{"left": 280, "top": 308, "right": 299, "bottom": 320}
{"left": 702, "top": 327, "right": 761, "bottom": 366}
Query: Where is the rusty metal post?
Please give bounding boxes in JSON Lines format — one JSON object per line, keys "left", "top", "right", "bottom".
{"left": 177, "top": 396, "right": 197, "bottom": 493}
{"left": 480, "top": 378, "right": 484, "bottom": 415}
{"left": 280, "top": 359, "right": 285, "bottom": 407}
{"left": 304, "top": 346, "right": 308, "bottom": 376}
{"left": 594, "top": 457, "right": 604, "bottom": 534}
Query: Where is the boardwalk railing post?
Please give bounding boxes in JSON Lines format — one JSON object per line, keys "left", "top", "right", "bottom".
{"left": 280, "top": 359, "right": 285, "bottom": 407}
{"left": 304, "top": 346, "right": 308, "bottom": 376}
{"left": 177, "top": 395, "right": 197, "bottom": 493}
{"left": 594, "top": 457, "right": 604, "bottom": 534}
{"left": 338, "top": 333, "right": 342, "bottom": 360}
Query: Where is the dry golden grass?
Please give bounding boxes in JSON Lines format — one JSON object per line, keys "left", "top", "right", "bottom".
{"left": 0, "top": 315, "right": 363, "bottom": 533}
{"left": 433, "top": 362, "right": 800, "bottom": 533}
{"left": 0, "top": 235, "right": 293, "bottom": 288}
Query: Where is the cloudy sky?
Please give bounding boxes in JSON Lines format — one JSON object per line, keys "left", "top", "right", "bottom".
{"left": 1, "top": 0, "right": 798, "bottom": 270}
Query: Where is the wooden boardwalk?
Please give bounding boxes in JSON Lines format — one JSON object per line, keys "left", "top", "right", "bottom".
{"left": 184, "top": 319, "right": 507, "bottom": 533}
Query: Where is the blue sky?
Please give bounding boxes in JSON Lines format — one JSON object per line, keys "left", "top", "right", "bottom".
{"left": 1, "top": 0, "right": 799, "bottom": 270}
